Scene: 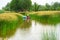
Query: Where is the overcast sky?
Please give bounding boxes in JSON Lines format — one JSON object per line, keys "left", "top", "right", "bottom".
{"left": 0, "top": 0, "right": 60, "bottom": 9}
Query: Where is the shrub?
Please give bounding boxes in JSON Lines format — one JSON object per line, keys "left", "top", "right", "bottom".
{"left": 0, "top": 10, "right": 4, "bottom": 14}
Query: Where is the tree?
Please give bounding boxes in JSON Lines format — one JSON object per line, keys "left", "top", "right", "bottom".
{"left": 31, "top": 2, "right": 40, "bottom": 11}
{"left": 39, "top": 5, "right": 47, "bottom": 11}
{"left": 45, "top": 3, "right": 51, "bottom": 10}
{"left": 52, "top": 2, "right": 60, "bottom": 10}
{"left": 10, "top": 0, "right": 32, "bottom": 12}
{"left": 2, "top": 3, "right": 10, "bottom": 11}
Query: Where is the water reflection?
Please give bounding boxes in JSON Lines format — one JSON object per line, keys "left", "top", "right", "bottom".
{"left": 0, "top": 26, "right": 17, "bottom": 40}
{"left": 41, "top": 28, "right": 57, "bottom": 40}
{"left": 20, "top": 20, "right": 31, "bottom": 29}
{"left": 34, "top": 20, "right": 59, "bottom": 25}
{"left": 0, "top": 21, "right": 60, "bottom": 40}
{"left": 8, "top": 21, "right": 60, "bottom": 40}
{"left": 0, "top": 20, "right": 31, "bottom": 40}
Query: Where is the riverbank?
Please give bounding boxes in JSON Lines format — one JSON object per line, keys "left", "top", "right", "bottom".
{"left": 29, "top": 11, "right": 60, "bottom": 25}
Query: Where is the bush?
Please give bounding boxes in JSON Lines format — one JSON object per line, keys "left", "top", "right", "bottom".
{"left": 20, "top": 12, "right": 26, "bottom": 15}
{"left": 0, "top": 10, "right": 4, "bottom": 14}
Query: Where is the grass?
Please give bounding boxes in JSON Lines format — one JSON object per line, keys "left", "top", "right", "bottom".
{"left": 0, "top": 13, "right": 23, "bottom": 38}
{"left": 29, "top": 11, "right": 60, "bottom": 25}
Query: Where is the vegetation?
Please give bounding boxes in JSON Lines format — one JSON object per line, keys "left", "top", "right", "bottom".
{"left": 31, "top": 2, "right": 60, "bottom": 11}
{"left": 0, "top": 13, "right": 23, "bottom": 38}
{"left": 42, "top": 31, "right": 57, "bottom": 40}
{"left": 0, "top": 0, "right": 60, "bottom": 39}
{"left": 29, "top": 11, "right": 60, "bottom": 25}
{"left": 3, "top": 0, "right": 60, "bottom": 12}
{"left": 0, "top": 0, "right": 60, "bottom": 40}
{"left": 2, "top": 3, "right": 10, "bottom": 11}
{"left": 0, "top": 10, "right": 5, "bottom": 14}
{"left": 20, "top": 20, "right": 31, "bottom": 29}
{"left": 31, "top": 2, "right": 40, "bottom": 11}
{"left": 3, "top": 0, "right": 32, "bottom": 12}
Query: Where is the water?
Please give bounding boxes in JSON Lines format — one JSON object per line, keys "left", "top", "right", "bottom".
{"left": 1, "top": 21, "right": 60, "bottom": 40}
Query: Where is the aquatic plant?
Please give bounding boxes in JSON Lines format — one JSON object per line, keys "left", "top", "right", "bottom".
{"left": 0, "top": 13, "right": 23, "bottom": 38}
{"left": 29, "top": 13, "right": 60, "bottom": 25}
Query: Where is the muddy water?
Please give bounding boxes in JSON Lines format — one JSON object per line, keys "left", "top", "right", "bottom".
{"left": 1, "top": 21, "right": 60, "bottom": 40}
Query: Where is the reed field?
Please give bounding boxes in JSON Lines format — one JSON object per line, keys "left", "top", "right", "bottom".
{"left": 29, "top": 11, "right": 60, "bottom": 15}
{"left": 0, "top": 12, "right": 23, "bottom": 38}
{"left": 29, "top": 11, "right": 60, "bottom": 25}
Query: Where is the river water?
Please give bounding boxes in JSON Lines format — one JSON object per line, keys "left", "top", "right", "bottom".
{"left": 3, "top": 21, "right": 60, "bottom": 40}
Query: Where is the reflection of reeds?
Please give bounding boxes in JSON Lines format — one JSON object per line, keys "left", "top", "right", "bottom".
{"left": 42, "top": 31, "right": 57, "bottom": 40}
{"left": 30, "top": 13, "right": 60, "bottom": 25}
{"left": 20, "top": 20, "right": 31, "bottom": 29}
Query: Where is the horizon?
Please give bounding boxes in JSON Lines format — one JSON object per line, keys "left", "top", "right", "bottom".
{"left": 0, "top": 0, "right": 60, "bottom": 9}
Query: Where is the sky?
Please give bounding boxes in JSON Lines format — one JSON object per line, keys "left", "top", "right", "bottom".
{"left": 0, "top": 0, "right": 60, "bottom": 9}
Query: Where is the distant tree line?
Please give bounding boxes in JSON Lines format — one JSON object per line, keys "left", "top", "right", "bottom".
{"left": 3, "top": 0, "right": 32, "bottom": 12}
{"left": 31, "top": 2, "right": 60, "bottom": 11}
{"left": 2, "top": 1, "right": 60, "bottom": 12}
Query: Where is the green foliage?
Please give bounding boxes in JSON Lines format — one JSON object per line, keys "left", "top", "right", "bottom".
{"left": 0, "top": 14, "right": 23, "bottom": 38}
{"left": 16, "top": 14, "right": 23, "bottom": 25}
{"left": 31, "top": 2, "right": 60, "bottom": 11}
{"left": 52, "top": 2, "right": 60, "bottom": 10}
{"left": 45, "top": 3, "right": 51, "bottom": 10}
{"left": 20, "top": 12, "right": 26, "bottom": 15}
{"left": 31, "top": 3, "right": 40, "bottom": 11}
{"left": 2, "top": 3, "right": 10, "bottom": 11}
{"left": 0, "top": 19, "right": 18, "bottom": 37}
{"left": 3, "top": 1, "right": 60, "bottom": 11}
{"left": 10, "top": 0, "right": 32, "bottom": 12}
{"left": 0, "top": 10, "right": 4, "bottom": 14}
{"left": 30, "top": 13, "right": 60, "bottom": 25}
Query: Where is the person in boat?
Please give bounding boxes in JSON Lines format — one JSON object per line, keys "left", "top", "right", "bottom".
{"left": 26, "top": 14, "right": 30, "bottom": 22}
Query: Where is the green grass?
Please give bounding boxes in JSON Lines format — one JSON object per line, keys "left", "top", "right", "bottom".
{"left": 29, "top": 13, "right": 60, "bottom": 25}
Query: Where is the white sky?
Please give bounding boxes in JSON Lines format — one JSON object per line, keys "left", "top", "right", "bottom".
{"left": 0, "top": 0, "right": 60, "bottom": 9}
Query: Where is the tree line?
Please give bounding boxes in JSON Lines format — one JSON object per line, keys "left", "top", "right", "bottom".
{"left": 3, "top": 0, "right": 32, "bottom": 12}
{"left": 32, "top": 2, "right": 60, "bottom": 11}
{"left": 2, "top": 0, "right": 60, "bottom": 12}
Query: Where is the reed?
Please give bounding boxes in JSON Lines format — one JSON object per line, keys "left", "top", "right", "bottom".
{"left": 29, "top": 12, "right": 60, "bottom": 25}
{"left": 0, "top": 13, "right": 23, "bottom": 38}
